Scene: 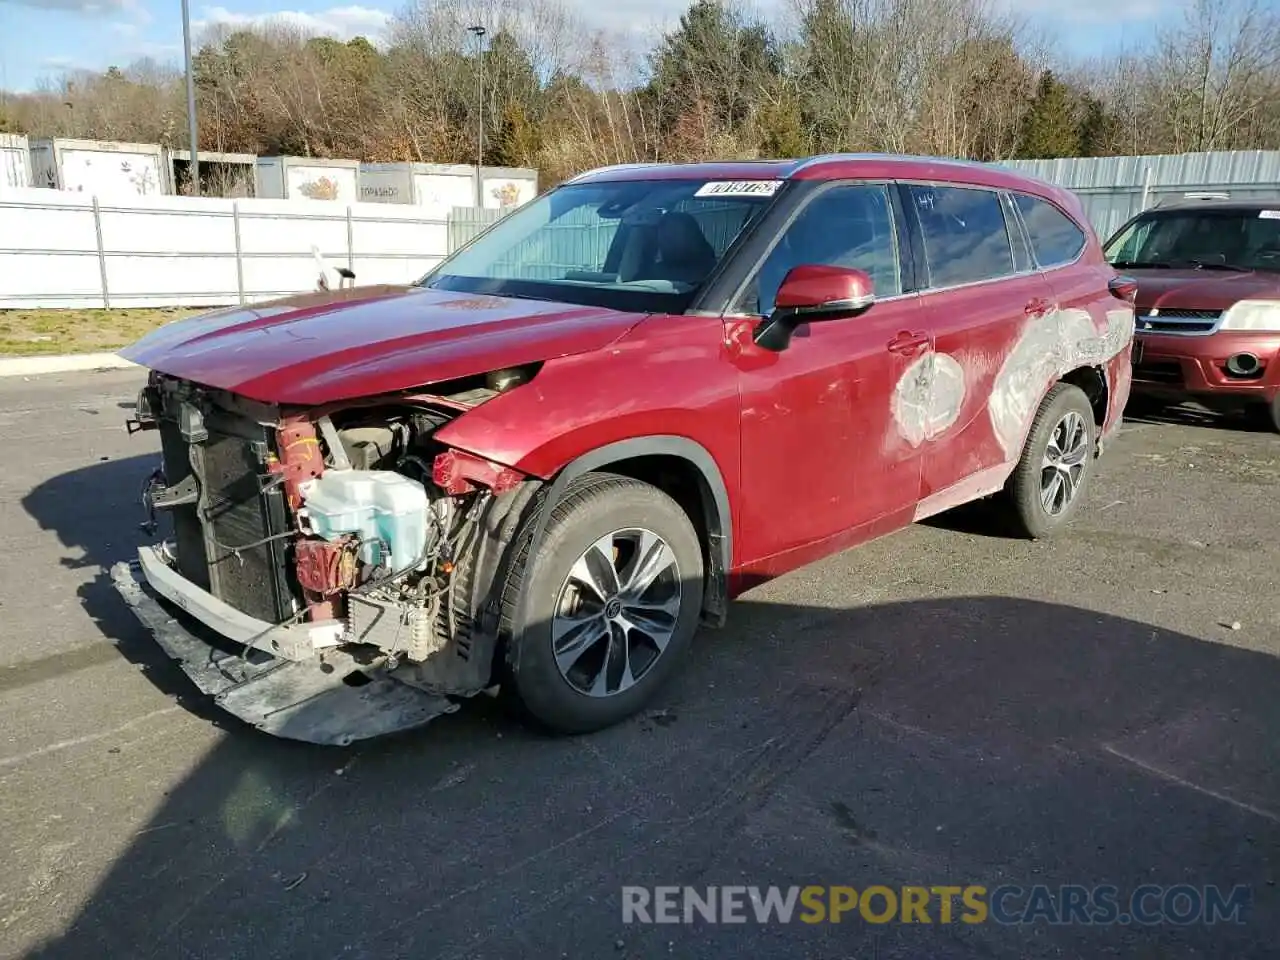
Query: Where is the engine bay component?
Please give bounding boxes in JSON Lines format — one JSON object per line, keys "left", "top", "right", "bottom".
{"left": 294, "top": 537, "right": 359, "bottom": 596}
{"left": 299, "top": 469, "right": 432, "bottom": 573}
{"left": 272, "top": 417, "right": 326, "bottom": 512}
{"left": 347, "top": 592, "right": 445, "bottom": 662}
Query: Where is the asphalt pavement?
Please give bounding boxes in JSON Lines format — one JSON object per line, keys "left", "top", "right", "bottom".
{"left": 1, "top": 369, "right": 1278, "bottom": 960}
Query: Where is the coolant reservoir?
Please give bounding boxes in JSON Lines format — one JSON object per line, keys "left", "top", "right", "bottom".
{"left": 299, "top": 470, "right": 429, "bottom": 572}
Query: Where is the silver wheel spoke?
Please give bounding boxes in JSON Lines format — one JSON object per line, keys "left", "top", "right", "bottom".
{"left": 554, "top": 614, "right": 608, "bottom": 673}
{"left": 617, "top": 605, "right": 675, "bottom": 651}
{"left": 567, "top": 535, "right": 620, "bottom": 604}
{"left": 589, "top": 621, "right": 634, "bottom": 696}
{"left": 1041, "top": 471, "right": 1064, "bottom": 512}
{"left": 620, "top": 531, "right": 676, "bottom": 599}
{"left": 1058, "top": 466, "right": 1078, "bottom": 506}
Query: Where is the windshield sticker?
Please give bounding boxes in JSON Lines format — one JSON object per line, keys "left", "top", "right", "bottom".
{"left": 1259, "top": 210, "right": 1280, "bottom": 219}
{"left": 694, "top": 180, "right": 782, "bottom": 198}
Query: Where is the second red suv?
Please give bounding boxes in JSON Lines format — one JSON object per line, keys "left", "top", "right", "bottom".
{"left": 111, "top": 155, "right": 1134, "bottom": 743}
{"left": 1104, "top": 197, "right": 1280, "bottom": 432}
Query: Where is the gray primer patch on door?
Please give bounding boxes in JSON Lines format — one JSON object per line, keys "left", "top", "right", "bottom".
{"left": 893, "top": 350, "right": 967, "bottom": 447}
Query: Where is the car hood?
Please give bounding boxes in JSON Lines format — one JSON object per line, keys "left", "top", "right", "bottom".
{"left": 1129, "top": 269, "right": 1280, "bottom": 312}
{"left": 120, "top": 284, "right": 647, "bottom": 406}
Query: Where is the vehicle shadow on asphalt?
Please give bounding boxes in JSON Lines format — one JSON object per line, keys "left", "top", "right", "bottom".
{"left": 1122, "top": 396, "right": 1275, "bottom": 434}
{"left": 21, "top": 452, "right": 234, "bottom": 728}
{"left": 18, "top": 456, "right": 1280, "bottom": 960}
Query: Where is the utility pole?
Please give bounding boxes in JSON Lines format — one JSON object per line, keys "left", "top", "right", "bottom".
{"left": 468, "top": 25, "right": 486, "bottom": 208}
{"left": 181, "top": 0, "right": 200, "bottom": 196}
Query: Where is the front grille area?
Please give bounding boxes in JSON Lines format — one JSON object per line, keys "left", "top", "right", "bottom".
{"left": 1136, "top": 308, "right": 1222, "bottom": 335}
{"left": 157, "top": 397, "right": 297, "bottom": 624}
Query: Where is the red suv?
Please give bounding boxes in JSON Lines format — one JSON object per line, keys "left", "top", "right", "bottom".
{"left": 112, "top": 155, "right": 1134, "bottom": 744}
{"left": 1103, "top": 197, "right": 1280, "bottom": 431}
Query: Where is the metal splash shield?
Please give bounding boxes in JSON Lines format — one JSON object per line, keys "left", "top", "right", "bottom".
{"left": 110, "top": 560, "right": 459, "bottom": 746}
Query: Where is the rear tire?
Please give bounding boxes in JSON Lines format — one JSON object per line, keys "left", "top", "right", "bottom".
{"left": 499, "top": 473, "right": 704, "bottom": 734}
{"left": 1003, "top": 382, "right": 1097, "bottom": 539}
{"left": 1267, "top": 394, "right": 1280, "bottom": 434}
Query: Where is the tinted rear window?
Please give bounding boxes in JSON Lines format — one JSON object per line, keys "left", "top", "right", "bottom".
{"left": 1014, "top": 194, "right": 1087, "bottom": 267}
{"left": 908, "top": 185, "right": 1014, "bottom": 288}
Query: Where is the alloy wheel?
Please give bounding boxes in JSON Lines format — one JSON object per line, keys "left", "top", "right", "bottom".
{"left": 1040, "top": 410, "right": 1090, "bottom": 516}
{"left": 551, "top": 528, "right": 682, "bottom": 698}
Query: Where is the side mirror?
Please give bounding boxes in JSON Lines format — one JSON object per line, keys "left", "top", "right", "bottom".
{"left": 753, "top": 264, "right": 875, "bottom": 351}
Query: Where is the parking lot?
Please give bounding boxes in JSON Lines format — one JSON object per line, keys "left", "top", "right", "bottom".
{"left": 1, "top": 367, "right": 1277, "bottom": 959}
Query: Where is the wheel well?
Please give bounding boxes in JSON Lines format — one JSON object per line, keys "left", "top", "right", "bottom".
{"left": 585, "top": 453, "right": 727, "bottom": 626}
{"left": 1061, "top": 365, "right": 1108, "bottom": 428}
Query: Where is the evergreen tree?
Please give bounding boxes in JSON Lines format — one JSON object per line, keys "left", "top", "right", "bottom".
{"left": 491, "top": 102, "right": 542, "bottom": 168}
{"left": 1076, "top": 94, "right": 1119, "bottom": 157}
{"left": 1017, "top": 71, "right": 1079, "bottom": 159}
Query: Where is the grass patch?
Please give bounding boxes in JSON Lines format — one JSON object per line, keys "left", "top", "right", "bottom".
{"left": 0, "top": 307, "right": 204, "bottom": 356}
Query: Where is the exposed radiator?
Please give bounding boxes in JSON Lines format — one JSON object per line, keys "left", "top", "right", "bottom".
{"left": 157, "top": 402, "right": 297, "bottom": 623}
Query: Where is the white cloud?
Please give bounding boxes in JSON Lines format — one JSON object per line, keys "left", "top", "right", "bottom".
{"left": 194, "top": 4, "right": 393, "bottom": 43}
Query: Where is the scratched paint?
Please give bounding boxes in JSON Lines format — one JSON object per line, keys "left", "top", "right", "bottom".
{"left": 988, "top": 305, "right": 1133, "bottom": 459}
{"left": 892, "top": 350, "right": 967, "bottom": 447}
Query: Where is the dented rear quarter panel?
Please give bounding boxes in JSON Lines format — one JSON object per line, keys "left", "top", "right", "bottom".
{"left": 1040, "top": 256, "right": 1135, "bottom": 440}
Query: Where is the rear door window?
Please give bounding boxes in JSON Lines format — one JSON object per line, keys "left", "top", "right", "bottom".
{"left": 1014, "top": 194, "right": 1087, "bottom": 268}
{"left": 907, "top": 185, "right": 1014, "bottom": 288}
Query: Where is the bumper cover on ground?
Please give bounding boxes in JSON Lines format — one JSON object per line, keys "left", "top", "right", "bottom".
{"left": 110, "top": 558, "right": 459, "bottom": 746}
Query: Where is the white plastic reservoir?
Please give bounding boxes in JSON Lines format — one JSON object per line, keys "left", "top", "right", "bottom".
{"left": 299, "top": 470, "right": 429, "bottom": 572}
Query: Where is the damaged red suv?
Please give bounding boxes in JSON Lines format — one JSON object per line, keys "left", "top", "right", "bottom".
{"left": 112, "top": 155, "right": 1134, "bottom": 745}
{"left": 1104, "top": 197, "right": 1280, "bottom": 431}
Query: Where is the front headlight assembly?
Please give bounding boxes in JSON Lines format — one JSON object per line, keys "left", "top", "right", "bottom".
{"left": 1219, "top": 300, "right": 1280, "bottom": 332}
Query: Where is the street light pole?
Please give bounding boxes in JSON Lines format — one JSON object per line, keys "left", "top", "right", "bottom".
{"left": 181, "top": 0, "right": 199, "bottom": 196}
{"left": 467, "top": 25, "right": 486, "bottom": 208}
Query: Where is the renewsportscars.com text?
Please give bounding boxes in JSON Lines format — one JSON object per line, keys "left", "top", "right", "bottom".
{"left": 621, "top": 884, "right": 1251, "bottom": 926}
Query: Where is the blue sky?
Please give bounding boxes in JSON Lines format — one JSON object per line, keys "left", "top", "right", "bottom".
{"left": 0, "top": 0, "right": 1180, "bottom": 93}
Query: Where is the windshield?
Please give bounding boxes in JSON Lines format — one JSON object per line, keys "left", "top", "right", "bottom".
{"left": 1104, "top": 209, "right": 1280, "bottom": 271}
{"left": 420, "top": 178, "right": 784, "bottom": 312}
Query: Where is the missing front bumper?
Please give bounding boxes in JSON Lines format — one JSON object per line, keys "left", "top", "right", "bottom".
{"left": 109, "top": 556, "right": 459, "bottom": 746}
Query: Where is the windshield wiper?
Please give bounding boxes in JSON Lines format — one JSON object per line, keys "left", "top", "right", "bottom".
{"left": 1171, "top": 259, "right": 1251, "bottom": 272}
{"left": 1110, "top": 260, "right": 1172, "bottom": 269}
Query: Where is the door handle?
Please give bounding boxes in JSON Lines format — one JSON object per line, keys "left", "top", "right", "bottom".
{"left": 1024, "top": 297, "right": 1050, "bottom": 317}
{"left": 887, "top": 330, "right": 929, "bottom": 354}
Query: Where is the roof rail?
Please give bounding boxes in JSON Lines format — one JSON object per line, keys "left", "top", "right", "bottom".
{"left": 565, "top": 163, "right": 660, "bottom": 183}
{"left": 1154, "top": 192, "right": 1231, "bottom": 207}
{"left": 789, "top": 152, "right": 991, "bottom": 175}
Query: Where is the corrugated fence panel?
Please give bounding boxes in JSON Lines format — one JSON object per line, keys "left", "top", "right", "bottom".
{"left": 999, "top": 151, "right": 1280, "bottom": 189}
{"left": 997, "top": 150, "right": 1280, "bottom": 240}
{"left": 448, "top": 206, "right": 507, "bottom": 254}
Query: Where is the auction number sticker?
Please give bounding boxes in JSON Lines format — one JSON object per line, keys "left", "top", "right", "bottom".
{"left": 694, "top": 180, "right": 783, "bottom": 198}
{"left": 1259, "top": 210, "right": 1280, "bottom": 219}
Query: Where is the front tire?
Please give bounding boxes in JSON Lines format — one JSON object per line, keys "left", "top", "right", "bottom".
{"left": 1004, "top": 382, "right": 1097, "bottom": 539}
{"left": 500, "top": 473, "right": 704, "bottom": 734}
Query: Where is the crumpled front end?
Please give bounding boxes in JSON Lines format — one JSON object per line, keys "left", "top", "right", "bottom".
{"left": 112, "top": 368, "right": 541, "bottom": 745}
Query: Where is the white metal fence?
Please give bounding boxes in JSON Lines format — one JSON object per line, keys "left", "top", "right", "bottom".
{"left": 0, "top": 188, "right": 465, "bottom": 309}
{"left": 998, "top": 150, "right": 1280, "bottom": 241}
